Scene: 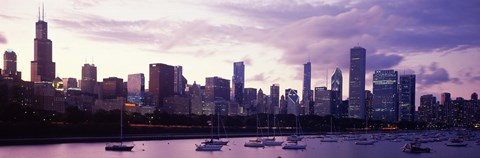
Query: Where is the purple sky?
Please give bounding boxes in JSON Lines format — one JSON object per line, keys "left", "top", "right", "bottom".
{"left": 0, "top": 0, "right": 479, "bottom": 108}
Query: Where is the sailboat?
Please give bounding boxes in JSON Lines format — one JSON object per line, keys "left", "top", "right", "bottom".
{"left": 201, "top": 113, "right": 229, "bottom": 145}
{"left": 262, "top": 114, "right": 284, "bottom": 146}
{"left": 355, "top": 117, "right": 375, "bottom": 145}
{"left": 321, "top": 116, "right": 338, "bottom": 142}
{"left": 284, "top": 112, "right": 307, "bottom": 150}
{"left": 287, "top": 115, "right": 304, "bottom": 141}
{"left": 105, "top": 104, "right": 134, "bottom": 151}
{"left": 244, "top": 114, "right": 265, "bottom": 147}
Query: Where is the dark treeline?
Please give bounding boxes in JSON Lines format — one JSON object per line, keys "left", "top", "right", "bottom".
{"left": 0, "top": 103, "right": 438, "bottom": 139}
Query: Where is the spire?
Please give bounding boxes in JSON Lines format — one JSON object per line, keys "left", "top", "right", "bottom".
{"left": 41, "top": 3, "right": 45, "bottom": 21}
{"left": 38, "top": 6, "right": 41, "bottom": 21}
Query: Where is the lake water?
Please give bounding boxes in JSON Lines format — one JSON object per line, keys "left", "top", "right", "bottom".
{"left": 0, "top": 134, "right": 478, "bottom": 158}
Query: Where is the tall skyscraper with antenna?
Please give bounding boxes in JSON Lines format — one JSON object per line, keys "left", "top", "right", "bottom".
{"left": 31, "top": 5, "right": 55, "bottom": 82}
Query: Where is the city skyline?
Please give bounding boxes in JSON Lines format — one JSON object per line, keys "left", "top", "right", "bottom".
{"left": 0, "top": 0, "right": 479, "bottom": 108}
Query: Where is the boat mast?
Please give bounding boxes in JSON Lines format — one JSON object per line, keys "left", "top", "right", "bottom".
{"left": 217, "top": 113, "right": 220, "bottom": 139}
{"left": 120, "top": 103, "right": 123, "bottom": 144}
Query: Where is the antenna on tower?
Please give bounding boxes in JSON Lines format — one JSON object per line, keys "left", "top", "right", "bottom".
{"left": 42, "top": 3, "right": 45, "bottom": 21}
{"left": 38, "top": 5, "right": 41, "bottom": 21}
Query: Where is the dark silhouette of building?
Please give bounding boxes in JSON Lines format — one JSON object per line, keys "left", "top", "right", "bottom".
{"left": 205, "top": 76, "right": 230, "bottom": 102}
{"left": 232, "top": 61, "right": 244, "bottom": 106}
{"left": 243, "top": 88, "right": 257, "bottom": 114}
{"left": 127, "top": 73, "right": 145, "bottom": 106}
{"left": 174, "top": 66, "right": 186, "bottom": 95}
{"left": 418, "top": 94, "right": 437, "bottom": 124}
{"left": 286, "top": 88, "right": 299, "bottom": 115}
{"left": 302, "top": 61, "right": 311, "bottom": 106}
{"left": 62, "top": 77, "right": 77, "bottom": 90}
{"left": 257, "top": 88, "right": 265, "bottom": 113}
{"left": 2, "top": 50, "right": 21, "bottom": 80}
{"left": 348, "top": 46, "right": 366, "bottom": 119}
{"left": 31, "top": 7, "right": 55, "bottom": 82}
{"left": 80, "top": 64, "right": 97, "bottom": 94}
{"left": 365, "top": 90, "right": 373, "bottom": 120}
{"left": 102, "top": 77, "right": 125, "bottom": 99}
{"left": 149, "top": 63, "right": 175, "bottom": 107}
{"left": 399, "top": 74, "right": 416, "bottom": 122}
{"left": 331, "top": 67, "right": 343, "bottom": 117}
{"left": 372, "top": 70, "right": 398, "bottom": 122}
{"left": 314, "top": 87, "right": 333, "bottom": 116}
{"left": 270, "top": 84, "right": 280, "bottom": 114}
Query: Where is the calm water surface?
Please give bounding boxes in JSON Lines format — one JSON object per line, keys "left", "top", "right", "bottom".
{"left": 0, "top": 136, "right": 478, "bottom": 158}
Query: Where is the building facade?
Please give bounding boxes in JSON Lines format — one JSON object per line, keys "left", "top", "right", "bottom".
{"left": 205, "top": 76, "right": 230, "bottom": 102}
{"left": 149, "top": 63, "right": 175, "bottom": 106}
{"left": 127, "top": 73, "right": 145, "bottom": 106}
{"left": 232, "top": 61, "right": 245, "bottom": 106}
{"left": 331, "top": 67, "right": 343, "bottom": 117}
{"left": 372, "top": 70, "right": 398, "bottom": 122}
{"left": 80, "top": 64, "right": 97, "bottom": 94}
{"left": 348, "top": 46, "right": 366, "bottom": 119}
{"left": 398, "top": 74, "right": 415, "bottom": 122}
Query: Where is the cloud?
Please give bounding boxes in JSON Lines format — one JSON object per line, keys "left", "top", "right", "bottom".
{"left": 0, "top": 34, "right": 7, "bottom": 44}
{"left": 247, "top": 73, "right": 269, "bottom": 82}
{"left": 417, "top": 62, "right": 461, "bottom": 88}
{"left": 367, "top": 53, "right": 404, "bottom": 71}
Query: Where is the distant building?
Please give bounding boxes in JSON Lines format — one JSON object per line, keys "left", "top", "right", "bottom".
{"left": 286, "top": 88, "right": 299, "bottom": 115}
{"left": 348, "top": 46, "right": 366, "bottom": 119}
{"left": 314, "top": 87, "right": 333, "bottom": 116}
{"left": 80, "top": 64, "right": 97, "bottom": 94}
{"left": 270, "top": 84, "right": 280, "bottom": 114}
{"left": 188, "top": 82, "right": 203, "bottom": 115}
{"left": 163, "top": 95, "right": 190, "bottom": 114}
{"left": 418, "top": 94, "right": 437, "bottom": 123}
{"left": 62, "top": 77, "right": 78, "bottom": 90}
{"left": 31, "top": 11, "right": 55, "bottom": 82}
{"left": 33, "top": 82, "right": 65, "bottom": 113}
{"left": 372, "top": 70, "right": 398, "bottom": 122}
{"left": 243, "top": 88, "right": 257, "bottom": 114}
{"left": 440, "top": 92, "right": 452, "bottom": 124}
{"left": 0, "top": 77, "right": 34, "bottom": 107}
{"left": 52, "top": 77, "right": 63, "bottom": 91}
{"left": 302, "top": 61, "right": 312, "bottom": 106}
{"left": 331, "top": 67, "right": 343, "bottom": 117}
{"left": 2, "top": 50, "right": 21, "bottom": 80}
{"left": 232, "top": 61, "right": 245, "bottom": 106}
{"left": 127, "top": 73, "right": 145, "bottom": 106}
{"left": 398, "top": 74, "right": 416, "bottom": 122}
{"left": 102, "top": 77, "right": 125, "bottom": 99}
{"left": 365, "top": 90, "right": 373, "bottom": 120}
{"left": 149, "top": 63, "right": 175, "bottom": 107}
{"left": 205, "top": 76, "right": 230, "bottom": 102}
{"left": 257, "top": 88, "right": 265, "bottom": 113}
{"left": 174, "top": 66, "right": 186, "bottom": 95}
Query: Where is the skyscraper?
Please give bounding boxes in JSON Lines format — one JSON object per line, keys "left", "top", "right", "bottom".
{"left": 80, "top": 64, "right": 97, "bottom": 94}
{"left": 243, "top": 88, "right": 257, "bottom": 114}
{"left": 418, "top": 94, "right": 437, "bottom": 123}
{"left": 174, "top": 66, "right": 185, "bottom": 95}
{"left": 149, "top": 63, "right": 175, "bottom": 106}
{"left": 102, "top": 77, "right": 124, "bottom": 99}
{"left": 2, "top": 50, "right": 21, "bottom": 80}
{"left": 314, "top": 87, "right": 333, "bottom": 116}
{"left": 127, "top": 73, "right": 145, "bottom": 106}
{"left": 62, "top": 77, "right": 77, "bottom": 90}
{"left": 302, "top": 61, "right": 311, "bottom": 105}
{"left": 31, "top": 7, "right": 55, "bottom": 82}
{"left": 348, "top": 46, "right": 366, "bottom": 119}
{"left": 232, "top": 61, "right": 245, "bottom": 106}
{"left": 398, "top": 74, "right": 416, "bottom": 122}
{"left": 286, "top": 88, "right": 299, "bottom": 115}
{"left": 205, "top": 76, "right": 230, "bottom": 102}
{"left": 372, "top": 70, "right": 398, "bottom": 122}
{"left": 270, "top": 84, "right": 280, "bottom": 114}
{"left": 331, "top": 67, "right": 342, "bottom": 117}
{"left": 257, "top": 88, "right": 265, "bottom": 113}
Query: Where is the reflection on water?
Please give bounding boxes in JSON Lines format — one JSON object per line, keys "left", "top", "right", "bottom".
{"left": 0, "top": 133, "right": 479, "bottom": 158}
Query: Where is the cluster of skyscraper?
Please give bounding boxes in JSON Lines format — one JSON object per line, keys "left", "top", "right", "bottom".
{"left": 0, "top": 10, "right": 479, "bottom": 126}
